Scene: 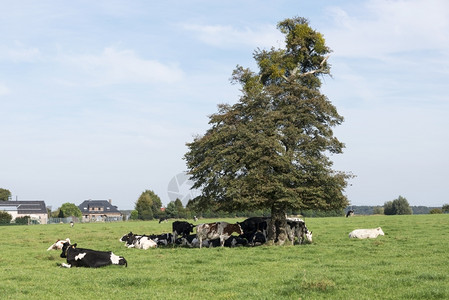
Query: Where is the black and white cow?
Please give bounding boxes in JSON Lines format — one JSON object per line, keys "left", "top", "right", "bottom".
{"left": 60, "top": 242, "right": 127, "bottom": 268}
{"left": 172, "top": 221, "right": 196, "bottom": 242}
{"left": 152, "top": 233, "right": 173, "bottom": 246}
{"left": 238, "top": 217, "right": 268, "bottom": 237}
{"left": 196, "top": 222, "right": 243, "bottom": 248}
{"left": 47, "top": 238, "right": 71, "bottom": 251}
{"left": 286, "top": 218, "right": 313, "bottom": 245}
{"left": 119, "top": 232, "right": 157, "bottom": 249}
{"left": 239, "top": 231, "right": 266, "bottom": 246}
{"left": 346, "top": 210, "right": 354, "bottom": 218}
{"left": 224, "top": 235, "right": 249, "bottom": 247}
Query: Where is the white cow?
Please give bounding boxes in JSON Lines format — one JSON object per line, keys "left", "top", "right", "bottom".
{"left": 47, "top": 238, "right": 71, "bottom": 251}
{"left": 349, "top": 227, "right": 385, "bottom": 239}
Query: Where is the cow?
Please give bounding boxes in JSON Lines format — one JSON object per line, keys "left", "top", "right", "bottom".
{"left": 119, "top": 232, "right": 157, "bottom": 249}
{"left": 196, "top": 222, "right": 243, "bottom": 248}
{"left": 286, "top": 218, "right": 313, "bottom": 245}
{"left": 152, "top": 233, "right": 173, "bottom": 246}
{"left": 47, "top": 238, "right": 71, "bottom": 251}
{"left": 172, "top": 221, "right": 196, "bottom": 242}
{"left": 346, "top": 210, "right": 354, "bottom": 217}
{"left": 127, "top": 234, "right": 158, "bottom": 249}
{"left": 60, "top": 242, "right": 127, "bottom": 268}
{"left": 349, "top": 227, "right": 385, "bottom": 239}
{"left": 224, "top": 236, "right": 249, "bottom": 247}
{"left": 159, "top": 217, "right": 168, "bottom": 223}
{"left": 237, "top": 217, "right": 268, "bottom": 237}
{"left": 177, "top": 234, "right": 209, "bottom": 248}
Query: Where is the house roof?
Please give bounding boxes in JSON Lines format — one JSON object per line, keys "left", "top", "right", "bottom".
{"left": 0, "top": 201, "right": 47, "bottom": 214}
{"left": 78, "top": 200, "right": 121, "bottom": 214}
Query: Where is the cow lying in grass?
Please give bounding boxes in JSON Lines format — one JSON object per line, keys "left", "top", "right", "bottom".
{"left": 119, "top": 232, "right": 157, "bottom": 249}
{"left": 60, "top": 242, "right": 127, "bottom": 268}
{"left": 349, "top": 227, "right": 385, "bottom": 239}
{"left": 47, "top": 238, "right": 71, "bottom": 251}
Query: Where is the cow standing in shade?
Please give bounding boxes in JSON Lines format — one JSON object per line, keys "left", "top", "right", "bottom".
{"left": 60, "top": 242, "right": 127, "bottom": 268}
{"left": 172, "top": 221, "right": 196, "bottom": 243}
{"left": 196, "top": 222, "right": 243, "bottom": 248}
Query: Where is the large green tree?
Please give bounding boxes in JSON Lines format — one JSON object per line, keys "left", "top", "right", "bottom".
{"left": 58, "top": 203, "right": 82, "bottom": 218}
{"left": 185, "top": 17, "right": 351, "bottom": 244}
{"left": 384, "top": 195, "right": 412, "bottom": 215}
{"left": 0, "top": 188, "right": 11, "bottom": 201}
{"left": 135, "top": 190, "right": 162, "bottom": 220}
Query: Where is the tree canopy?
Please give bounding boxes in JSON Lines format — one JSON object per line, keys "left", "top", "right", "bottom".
{"left": 0, "top": 188, "right": 11, "bottom": 201}
{"left": 58, "top": 203, "right": 82, "bottom": 218}
{"left": 384, "top": 196, "right": 412, "bottom": 215}
{"left": 134, "top": 190, "right": 163, "bottom": 220}
{"left": 185, "top": 17, "right": 351, "bottom": 244}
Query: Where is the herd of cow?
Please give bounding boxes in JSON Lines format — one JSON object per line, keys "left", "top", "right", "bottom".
{"left": 120, "top": 217, "right": 313, "bottom": 250}
{"left": 47, "top": 217, "right": 313, "bottom": 268}
{"left": 47, "top": 215, "right": 385, "bottom": 269}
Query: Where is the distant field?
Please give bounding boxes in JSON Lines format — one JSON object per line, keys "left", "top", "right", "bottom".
{"left": 1, "top": 214, "right": 448, "bottom": 299}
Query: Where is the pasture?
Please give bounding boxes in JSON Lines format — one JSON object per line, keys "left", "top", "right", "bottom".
{"left": 1, "top": 214, "right": 448, "bottom": 299}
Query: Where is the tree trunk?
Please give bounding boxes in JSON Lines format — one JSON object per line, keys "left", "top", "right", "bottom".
{"left": 267, "top": 205, "right": 288, "bottom": 245}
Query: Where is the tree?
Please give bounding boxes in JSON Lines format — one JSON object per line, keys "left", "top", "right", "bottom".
{"left": 383, "top": 201, "right": 395, "bottom": 215}
{"left": 0, "top": 211, "right": 13, "bottom": 224}
{"left": 383, "top": 196, "right": 412, "bottom": 215}
{"left": 393, "top": 196, "right": 413, "bottom": 215}
{"left": 58, "top": 203, "right": 82, "bottom": 218}
{"left": 135, "top": 190, "right": 162, "bottom": 220}
{"left": 429, "top": 208, "right": 442, "bottom": 214}
{"left": 165, "top": 201, "right": 177, "bottom": 218}
{"left": 442, "top": 204, "right": 449, "bottom": 213}
{"left": 0, "top": 188, "right": 11, "bottom": 201}
{"left": 185, "top": 17, "right": 351, "bottom": 245}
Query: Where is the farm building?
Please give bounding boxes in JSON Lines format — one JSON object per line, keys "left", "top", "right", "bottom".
{"left": 0, "top": 200, "right": 48, "bottom": 224}
{"left": 78, "top": 199, "right": 123, "bottom": 222}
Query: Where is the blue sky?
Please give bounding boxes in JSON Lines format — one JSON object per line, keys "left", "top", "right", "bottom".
{"left": 1, "top": 0, "right": 448, "bottom": 210}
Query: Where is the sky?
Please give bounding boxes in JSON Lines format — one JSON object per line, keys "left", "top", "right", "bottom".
{"left": 1, "top": 0, "right": 448, "bottom": 210}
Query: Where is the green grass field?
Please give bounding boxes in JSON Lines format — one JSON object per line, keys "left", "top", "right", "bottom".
{"left": 1, "top": 214, "right": 448, "bottom": 299}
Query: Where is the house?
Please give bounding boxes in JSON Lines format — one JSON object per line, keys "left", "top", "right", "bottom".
{"left": 0, "top": 201, "right": 48, "bottom": 224}
{"left": 78, "top": 199, "right": 123, "bottom": 222}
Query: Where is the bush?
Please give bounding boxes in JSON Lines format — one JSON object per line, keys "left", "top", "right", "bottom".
{"left": 14, "top": 216, "right": 31, "bottom": 225}
{"left": 429, "top": 208, "right": 442, "bottom": 214}
{"left": 0, "top": 211, "right": 12, "bottom": 224}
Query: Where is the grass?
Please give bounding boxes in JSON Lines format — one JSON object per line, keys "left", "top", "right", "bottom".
{"left": 1, "top": 214, "right": 449, "bottom": 299}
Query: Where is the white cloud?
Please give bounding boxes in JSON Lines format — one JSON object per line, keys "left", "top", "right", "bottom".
{"left": 182, "top": 23, "right": 284, "bottom": 49}
{"left": 58, "top": 47, "right": 184, "bottom": 86}
{"left": 325, "top": 0, "right": 449, "bottom": 58}
{"left": 0, "top": 43, "right": 41, "bottom": 62}
{"left": 0, "top": 83, "right": 10, "bottom": 96}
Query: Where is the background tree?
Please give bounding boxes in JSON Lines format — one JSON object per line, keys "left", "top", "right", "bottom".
{"left": 135, "top": 191, "right": 153, "bottom": 220}
{"left": 58, "top": 203, "right": 82, "bottom": 218}
{"left": 393, "top": 196, "right": 413, "bottom": 215}
{"left": 0, "top": 211, "right": 13, "bottom": 224}
{"left": 442, "top": 204, "right": 449, "bottom": 213}
{"left": 383, "top": 201, "right": 395, "bottom": 215}
{"left": 134, "top": 190, "right": 162, "bottom": 220}
{"left": 0, "top": 188, "right": 11, "bottom": 201}
{"left": 373, "top": 206, "right": 384, "bottom": 215}
{"left": 185, "top": 17, "right": 351, "bottom": 245}
{"left": 130, "top": 210, "right": 139, "bottom": 220}
{"left": 429, "top": 208, "right": 442, "bottom": 214}
{"left": 165, "top": 201, "right": 177, "bottom": 218}
{"left": 384, "top": 196, "right": 412, "bottom": 215}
